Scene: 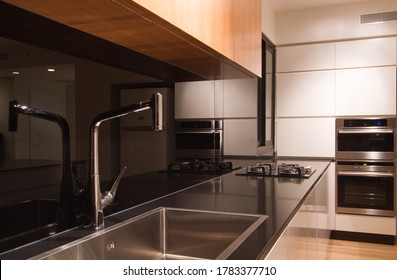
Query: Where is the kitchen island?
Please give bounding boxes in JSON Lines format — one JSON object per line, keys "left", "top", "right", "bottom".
{"left": 0, "top": 159, "right": 331, "bottom": 260}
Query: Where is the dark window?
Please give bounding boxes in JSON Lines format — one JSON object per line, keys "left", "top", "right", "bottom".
{"left": 258, "top": 34, "right": 276, "bottom": 150}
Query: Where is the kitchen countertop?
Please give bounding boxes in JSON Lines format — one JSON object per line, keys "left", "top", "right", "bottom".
{"left": 0, "top": 158, "right": 331, "bottom": 259}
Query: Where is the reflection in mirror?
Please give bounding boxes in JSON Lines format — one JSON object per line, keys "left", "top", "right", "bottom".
{"left": 2, "top": 64, "right": 75, "bottom": 163}
{"left": 0, "top": 36, "right": 161, "bottom": 253}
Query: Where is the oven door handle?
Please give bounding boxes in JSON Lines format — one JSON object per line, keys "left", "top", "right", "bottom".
{"left": 176, "top": 130, "right": 221, "bottom": 134}
{"left": 337, "top": 129, "right": 394, "bottom": 134}
{"left": 337, "top": 171, "right": 395, "bottom": 177}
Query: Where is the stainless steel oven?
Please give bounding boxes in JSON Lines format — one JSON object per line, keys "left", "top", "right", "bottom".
{"left": 335, "top": 117, "right": 396, "bottom": 217}
{"left": 336, "top": 160, "right": 396, "bottom": 217}
{"left": 336, "top": 117, "right": 396, "bottom": 160}
{"left": 175, "top": 120, "right": 223, "bottom": 159}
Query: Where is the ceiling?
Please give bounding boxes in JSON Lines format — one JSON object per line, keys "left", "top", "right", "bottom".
{"left": 268, "top": 0, "right": 381, "bottom": 12}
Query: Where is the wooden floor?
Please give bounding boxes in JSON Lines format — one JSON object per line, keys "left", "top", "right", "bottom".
{"left": 325, "top": 239, "right": 397, "bottom": 260}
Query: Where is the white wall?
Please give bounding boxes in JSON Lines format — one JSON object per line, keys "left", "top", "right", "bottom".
{"left": 262, "top": 0, "right": 276, "bottom": 42}
{"left": 275, "top": 0, "right": 397, "bottom": 45}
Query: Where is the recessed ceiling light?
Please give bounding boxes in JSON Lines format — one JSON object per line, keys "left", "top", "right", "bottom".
{"left": 12, "top": 71, "right": 20, "bottom": 75}
{"left": 47, "top": 68, "right": 55, "bottom": 72}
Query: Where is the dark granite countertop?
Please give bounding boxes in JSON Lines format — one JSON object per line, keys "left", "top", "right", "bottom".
{"left": 0, "top": 158, "right": 331, "bottom": 260}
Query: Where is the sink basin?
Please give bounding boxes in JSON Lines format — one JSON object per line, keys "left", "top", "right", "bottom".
{"left": 33, "top": 207, "right": 267, "bottom": 260}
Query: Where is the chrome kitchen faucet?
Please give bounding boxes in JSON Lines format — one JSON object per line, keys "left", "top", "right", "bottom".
{"left": 89, "top": 92, "right": 163, "bottom": 229}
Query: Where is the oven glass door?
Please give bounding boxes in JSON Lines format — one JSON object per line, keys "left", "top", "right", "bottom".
{"left": 337, "top": 172, "right": 395, "bottom": 216}
{"left": 176, "top": 131, "right": 222, "bottom": 158}
{"left": 176, "top": 132, "right": 221, "bottom": 150}
{"left": 337, "top": 130, "right": 394, "bottom": 152}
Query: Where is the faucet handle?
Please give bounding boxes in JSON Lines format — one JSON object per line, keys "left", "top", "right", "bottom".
{"left": 71, "top": 165, "right": 85, "bottom": 194}
{"left": 101, "top": 166, "right": 127, "bottom": 208}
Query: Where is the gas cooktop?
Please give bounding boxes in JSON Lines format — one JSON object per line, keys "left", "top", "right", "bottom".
{"left": 163, "top": 160, "right": 239, "bottom": 174}
{"left": 236, "top": 162, "right": 316, "bottom": 178}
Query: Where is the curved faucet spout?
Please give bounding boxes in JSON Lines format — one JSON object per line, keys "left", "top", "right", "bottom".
{"left": 89, "top": 92, "right": 163, "bottom": 229}
{"left": 8, "top": 100, "right": 76, "bottom": 230}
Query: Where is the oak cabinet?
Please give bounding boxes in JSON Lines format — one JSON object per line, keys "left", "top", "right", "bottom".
{"left": 5, "top": 0, "right": 261, "bottom": 79}
{"left": 132, "top": 0, "right": 262, "bottom": 77}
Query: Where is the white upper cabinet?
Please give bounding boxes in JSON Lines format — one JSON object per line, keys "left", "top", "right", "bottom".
{"left": 335, "top": 67, "right": 396, "bottom": 116}
{"left": 335, "top": 37, "right": 397, "bottom": 69}
{"left": 277, "top": 43, "right": 335, "bottom": 72}
{"left": 224, "top": 119, "right": 257, "bottom": 156}
{"left": 175, "top": 78, "right": 257, "bottom": 119}
{"left": 277, "top": 71, "right": 335, "bottom": 117}
{"left": 223, "top": 78, "right": 257, "bottom": 118}
{"left": 276, "top": 118, "right": 335, "bottom": 158}
{"left": 175, "top": 81, "right": 216, "bottom": 119}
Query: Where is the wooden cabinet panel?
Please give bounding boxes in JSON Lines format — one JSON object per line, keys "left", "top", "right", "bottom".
{"left": 132, "top": 0, "right": 236, "bottom": 61}
{"left": 132, "top": 0, "right": 261, "bottom": 77}
{"left": 5, "top": 0, "right": 261, "bottom": 79}
{"left": 234, "top": 0, "right": 262, "bottom": 76}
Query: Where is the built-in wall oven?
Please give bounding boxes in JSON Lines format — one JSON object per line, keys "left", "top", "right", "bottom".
{"left": 336, "top": 161, "right": 395, "bottom": 216}
{"left": 175, "top": 120, "right": 223, "bottom": 159}
{"left": 336, "top": 117, "right": 396, "bottom": 217}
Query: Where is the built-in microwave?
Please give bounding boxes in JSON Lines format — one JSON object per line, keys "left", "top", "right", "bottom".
{"left": 336, "top": 117, "right": 396, "bottom": 160}
{"left": 175, "top": 120, "right": 223, "bottom": 159}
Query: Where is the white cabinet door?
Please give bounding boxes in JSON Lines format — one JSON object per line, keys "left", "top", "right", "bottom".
{"left": 276, "top": 71, "right": 335, "bottom": 117}
{"left": 276, "top": 118, "right": 335, "bottom": 157}
{"left": 223, "top": 78, "right": 257, "bottom": 118}
{"left": 277, "top": 43, "right": 335, "bottom": 73}
{"left": 175, "top": 81, "right": 215, "bottom": 119}
{"left": 335, "top": 37, "right": 397, "bottom": 69}
{"left": 224, "top": 119, "right": 257, "bottom": 156}
{"left": 335, "top": 66, "right": 396, "bottom": 116}
{"left": 336, "top": 214, "right": 396, "bottom": 235}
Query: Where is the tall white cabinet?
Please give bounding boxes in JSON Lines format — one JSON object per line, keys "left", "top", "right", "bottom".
{"left": 276, "top": 36, "right": 397, "bottom": 238}
{"left": 276, "top": 37, "right": 397, "bottom": 158}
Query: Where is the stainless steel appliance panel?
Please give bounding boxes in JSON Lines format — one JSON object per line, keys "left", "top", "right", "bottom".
{"left": 336, "top": 161, "right": 396, "bottom": 217}
{"left": 175, "top": 120, "right": 223, "bottom": 159}
{"left": 336, "top": 117, "right": 396, "bottom": 160}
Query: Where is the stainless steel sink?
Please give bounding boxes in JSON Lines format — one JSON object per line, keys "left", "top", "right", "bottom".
{"left": 32, "top": 207, "right": 267, "bottom": 260}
